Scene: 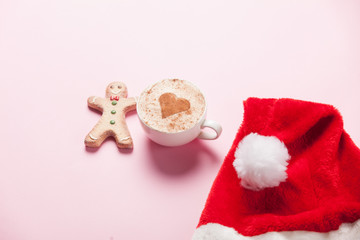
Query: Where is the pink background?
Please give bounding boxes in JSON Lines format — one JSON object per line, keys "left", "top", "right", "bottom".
{"left": 0, "top": 0, "right": 360, "bottom": 239}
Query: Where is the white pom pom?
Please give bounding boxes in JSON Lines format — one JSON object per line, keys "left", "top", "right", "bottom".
{"left": 233, "top": 133, "right": 291, "bottom": 191}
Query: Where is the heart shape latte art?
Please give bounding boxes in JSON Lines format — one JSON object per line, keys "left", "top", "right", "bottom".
{"left": 159, "top": 93, "right": 191, "bottom": 118}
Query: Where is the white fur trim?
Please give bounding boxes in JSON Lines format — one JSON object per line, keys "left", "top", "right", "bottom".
{"left": 233, "top": 133, "right": 291, "bottom": 191}
{"left": 192, "top": 220, "right": 360, "bottom": 240}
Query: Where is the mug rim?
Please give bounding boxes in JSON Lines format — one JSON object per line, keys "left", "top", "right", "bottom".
{"left": 136, "top": 79, "right": 208, "bottom": 135}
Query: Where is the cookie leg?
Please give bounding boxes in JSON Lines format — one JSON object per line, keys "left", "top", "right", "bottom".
{"left": 85, "top": 125, "right": 109, "bottom": 148}
{"left": 113, "top": 130, "right": 133, "bottom": 149}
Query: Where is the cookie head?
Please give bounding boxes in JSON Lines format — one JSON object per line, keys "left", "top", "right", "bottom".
{"left": 106, "top": 82, "right": 128, "bottom": 98}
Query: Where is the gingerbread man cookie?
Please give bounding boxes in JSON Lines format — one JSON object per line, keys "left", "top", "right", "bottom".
{"left": 85, "top": 82, "right": 137, "bottom": 149}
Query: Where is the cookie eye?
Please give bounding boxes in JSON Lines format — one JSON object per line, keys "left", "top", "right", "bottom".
{"left": 118, "top": 86, "right": 122, "bottom": 89}
{"left": 110, "top": 85, "right": 114, "bottom": 89}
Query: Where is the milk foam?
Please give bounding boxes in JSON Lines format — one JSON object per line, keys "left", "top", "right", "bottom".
{"left": 138, "top": 79, "right": 206, "bottom": 133}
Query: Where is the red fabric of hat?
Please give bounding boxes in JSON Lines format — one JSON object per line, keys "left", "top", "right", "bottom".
{"left": 193, "top": 98, "right": 360, "bottom": 240}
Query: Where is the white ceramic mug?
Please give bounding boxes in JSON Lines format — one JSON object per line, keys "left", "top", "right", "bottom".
{"left": 136, "top": 80, "right": 222, "bottom": 147}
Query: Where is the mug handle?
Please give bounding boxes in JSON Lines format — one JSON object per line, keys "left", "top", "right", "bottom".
{"left": 198, "top": 119, "right": 222, "bottom": 140}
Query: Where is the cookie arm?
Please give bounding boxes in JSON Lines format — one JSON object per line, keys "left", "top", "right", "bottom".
{"left": 123, "top": 97, "right": 137, "bottom": 112}
{"left": 87, "top": 96, "right": 105, "bottom": 111}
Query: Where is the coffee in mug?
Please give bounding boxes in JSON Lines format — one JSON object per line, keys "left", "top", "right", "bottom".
{"left": 138, "top": 79, "right": 206, "bottom": 133}
{"left": 137, "top": 79, "right": 222, "bottom": 146}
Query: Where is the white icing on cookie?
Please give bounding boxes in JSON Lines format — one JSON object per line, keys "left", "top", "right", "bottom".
{"left": 111, "top": 89, "right": 121, "bottom": 94}
{"left": 89, "top": 134, "right": 98, "bottom": 140}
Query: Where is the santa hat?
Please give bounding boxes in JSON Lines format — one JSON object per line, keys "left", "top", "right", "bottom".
{"left": 193, "top": 98, "right": 360, "bottom": 240}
